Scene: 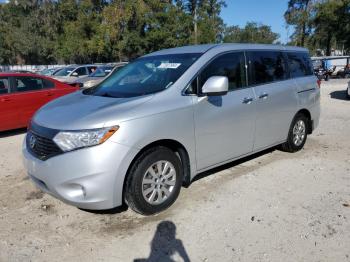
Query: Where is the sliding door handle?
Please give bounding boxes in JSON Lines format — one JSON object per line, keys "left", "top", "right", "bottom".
{"left": 259, "top": 93, "right": 269, "bottom": 99}
{"left": 242, "top": 97, "right": 253, "bottom": 104}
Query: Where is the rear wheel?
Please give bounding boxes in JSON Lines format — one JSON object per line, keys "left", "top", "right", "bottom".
{"left": 281, "top": 114, "right": 308, "bottom": 153}
{"left": 124, "top": 146, "right": 183, "bottom": 215}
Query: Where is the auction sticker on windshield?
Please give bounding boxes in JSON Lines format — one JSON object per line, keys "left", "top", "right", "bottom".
{"left": 157, "top": 63, "right": 181, "bottom": 69}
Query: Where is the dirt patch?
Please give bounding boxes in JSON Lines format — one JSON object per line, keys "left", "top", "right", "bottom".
{"left": 26, "top": 191, "right": 44, "bottom": 201}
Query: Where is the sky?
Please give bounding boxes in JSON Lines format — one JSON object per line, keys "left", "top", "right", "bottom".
{"left": 221, "top": 0, "right": 291, "bottom": 43}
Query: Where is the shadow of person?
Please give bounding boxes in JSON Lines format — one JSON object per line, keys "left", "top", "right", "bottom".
{"left": 134, "top": 221, "right": 190, "bottom": 262}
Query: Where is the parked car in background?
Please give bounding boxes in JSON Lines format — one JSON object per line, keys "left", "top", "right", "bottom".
{"left": 22, "top": 44, "right": 320, "bottom": 215}
{"left": 38, "top": 68, "right": 62, "bottom": 76}
{"left": 7, "top": 70, "right": 34, "bottom": 74}
{"left": 347, "top": 81, "right": 350, "bottom": 99}
{"left": 52, "top": 65, "right": 97, "bottom": 83}
{"left": 0, "top": 73, "right": 78, "bottom": 132}
{"left": 73, "top": 63, "right": 127, "bottom": 89}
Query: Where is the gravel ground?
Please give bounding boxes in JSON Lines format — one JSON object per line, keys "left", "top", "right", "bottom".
{"left": 0, "top": 79, "right": 349, "bottom": 262}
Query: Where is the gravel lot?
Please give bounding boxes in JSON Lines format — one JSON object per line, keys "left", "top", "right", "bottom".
{"left": 0, "top": 79, "right": 349, "bottom": 262}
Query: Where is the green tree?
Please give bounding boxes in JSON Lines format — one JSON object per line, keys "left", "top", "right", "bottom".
{"left": 284, "top": 0, "right": 314, "bottom": 47}
{"left": 223, "top": 22, "right": 280, "bottom": 44}
{"left": 311, "top": 0, "right": 350, "bottom": 55}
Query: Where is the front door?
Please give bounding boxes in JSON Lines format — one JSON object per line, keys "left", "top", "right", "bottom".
{"left": 12, "top": 76, "right": 55, "bottom": 127}
{"left": 193, "top": 52, "right": 256, "bottom": 171}
{"left": 0, "top": 77, "right": 20, "bottom": 131}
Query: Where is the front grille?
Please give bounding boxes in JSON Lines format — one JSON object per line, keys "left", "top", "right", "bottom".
{"left": 27, "top": 131, "right": 62, "bottom": 160}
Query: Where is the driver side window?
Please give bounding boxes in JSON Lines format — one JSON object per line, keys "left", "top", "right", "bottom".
{"left": 199, "top": 52, "right": 247, "bottom": 92}
{"left": 74, "top": 67, "right": 87, "bottom": 76}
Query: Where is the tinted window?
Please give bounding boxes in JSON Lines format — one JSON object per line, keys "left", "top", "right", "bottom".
{"left": 74, "top": 67, "right": 87, "bottom": 76}
{"left": 42, "top": 78, "right": 55, "bottom": 88}
{"left": 199, "top": 52, "right": 246, "bottom": 91}
{"left": 15, "top": 77, "right": 50, "bottom": 92}
{"left": 287, "top": 52, "right": 313, "bottom": 78}
{"left": 248, "top": 51, "right": 288, "bottom": 85}
{"left": 0, "top": 77, "right": 9, "bottom": 95}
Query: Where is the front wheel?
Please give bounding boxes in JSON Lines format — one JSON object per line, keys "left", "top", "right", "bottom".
{"left": 281, "top": 114, "right": 308, "bottom": 153}
{"left": 124, "top": 147, "right": 183, "bottom": 215}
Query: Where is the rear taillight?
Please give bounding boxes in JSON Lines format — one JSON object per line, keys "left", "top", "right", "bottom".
{"left": 317, "top": 79, "right": 321, "bottom": 88}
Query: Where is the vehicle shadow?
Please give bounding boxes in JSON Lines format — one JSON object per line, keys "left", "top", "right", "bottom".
{"left": 134, "top": 220, "right": 190, "bottom": 262}
{"left": 191, "top": 147, "right": 276, "bottom": 184}
{"left": 79, "top": 203, "right": 129, "bottom": 214}
{"left": 0, "top": 128, "right": 27, "bottom": 138}
{"left": 330, "top": 90, "right": 349, "bottom": 101}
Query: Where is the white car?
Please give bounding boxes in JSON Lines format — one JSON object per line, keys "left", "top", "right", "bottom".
{"left": 52, "top": 65, "right": 97, "bottom": 83}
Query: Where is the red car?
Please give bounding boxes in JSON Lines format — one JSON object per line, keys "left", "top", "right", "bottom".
{"left": 0, "top": 73, "right": 79, "bottom": 132}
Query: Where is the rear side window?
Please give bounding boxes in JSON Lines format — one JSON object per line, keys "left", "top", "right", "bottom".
{"left": 14, "top": 76, "right": 53, "bottom": 92}
{"left": 0, "top": 77, "right": 10, "bottom": 95}
{"left": 287, "top": 52, "right": 313, "bottom": 78}
{"left": 199, "top": 52, "right": 247, "bottom": 91}
{"left": 247, "top": 51, "right": 288, "bottom": 85}
{"left": 43, "top": 78, "right": 55, "bottom": 88}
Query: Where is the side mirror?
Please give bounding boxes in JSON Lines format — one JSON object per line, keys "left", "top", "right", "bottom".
{"left": 72, "top": 72, "right": 78, "bottom": 77}
{"left": 202, "top": 76, "right": 228, "bottom": 96}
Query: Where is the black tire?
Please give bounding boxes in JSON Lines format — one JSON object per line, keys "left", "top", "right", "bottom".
{"left": 281, "top": 114, "right": 309, "bottom": 153}
{"left": 124, "top": 146, "right": 183, "bottom": 215}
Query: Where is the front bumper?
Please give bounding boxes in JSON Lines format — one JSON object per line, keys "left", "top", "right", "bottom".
{"left": 22, "top": 136, "right": 139, "bottom": 210}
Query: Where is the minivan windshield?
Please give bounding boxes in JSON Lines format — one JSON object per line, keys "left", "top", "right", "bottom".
{"left": 84, "top": 53, "right": 201, "bottom": 98}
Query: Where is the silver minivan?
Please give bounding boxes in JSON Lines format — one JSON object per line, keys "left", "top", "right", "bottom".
{"left": 22, "top": 44, "right": 320, "bottom": 215}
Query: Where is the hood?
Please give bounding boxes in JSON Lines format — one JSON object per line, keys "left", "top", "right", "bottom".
{"left": 33, "top": 91, "right": 154, "bottom": 130}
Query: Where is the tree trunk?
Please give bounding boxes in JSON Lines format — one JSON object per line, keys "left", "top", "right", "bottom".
{"left": 300, "top": 22, "right": 306, "bottom": 47}
{"left": 194, "top": 6, "right": 198, "bottom": 44}
{"left": 326, "top": 33, "right": 332, "bottom": 56}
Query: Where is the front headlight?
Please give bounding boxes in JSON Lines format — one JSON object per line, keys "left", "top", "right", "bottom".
{"left": 53, "top": 126, "right": 119, "bottom": 152}
{"left": 84, "top": 80, "right": 96, "bottom": 88}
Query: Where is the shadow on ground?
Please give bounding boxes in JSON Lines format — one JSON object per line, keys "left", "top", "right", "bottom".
{"left": 330, "top": 90, "right": 349, "bottom": 101}
{"left": 79, "top": 203, "right": 129, "bottom": 214}
{"left": 134, "top": 221, "right": 190, "bottom": 262}
{"left": 0, "top": 128, "right": 27, "bottom": 138}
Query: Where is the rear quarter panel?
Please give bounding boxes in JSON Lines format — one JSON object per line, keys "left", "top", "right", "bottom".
{"left": 294, "top": 76, "right": 320, "bottom": 129}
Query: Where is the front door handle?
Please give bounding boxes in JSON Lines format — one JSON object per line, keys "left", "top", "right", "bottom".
{"left": 46, "top": 92, "right": 54, "bottom": 97}
{"left": 0, "top": 97, "right": 10, "bottom": 102}
{"left": 242, "top": 97, "right": 253, "bottom": 104}
{"left": 259, "top": 93, "right": 269, "bottom": 99}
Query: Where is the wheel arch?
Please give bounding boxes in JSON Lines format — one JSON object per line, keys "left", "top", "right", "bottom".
{"left": 295, "top": 108, "right": 312, "bottom": 134}
{"left": 122, "top": 139, "right": 192, "bottom": 203}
